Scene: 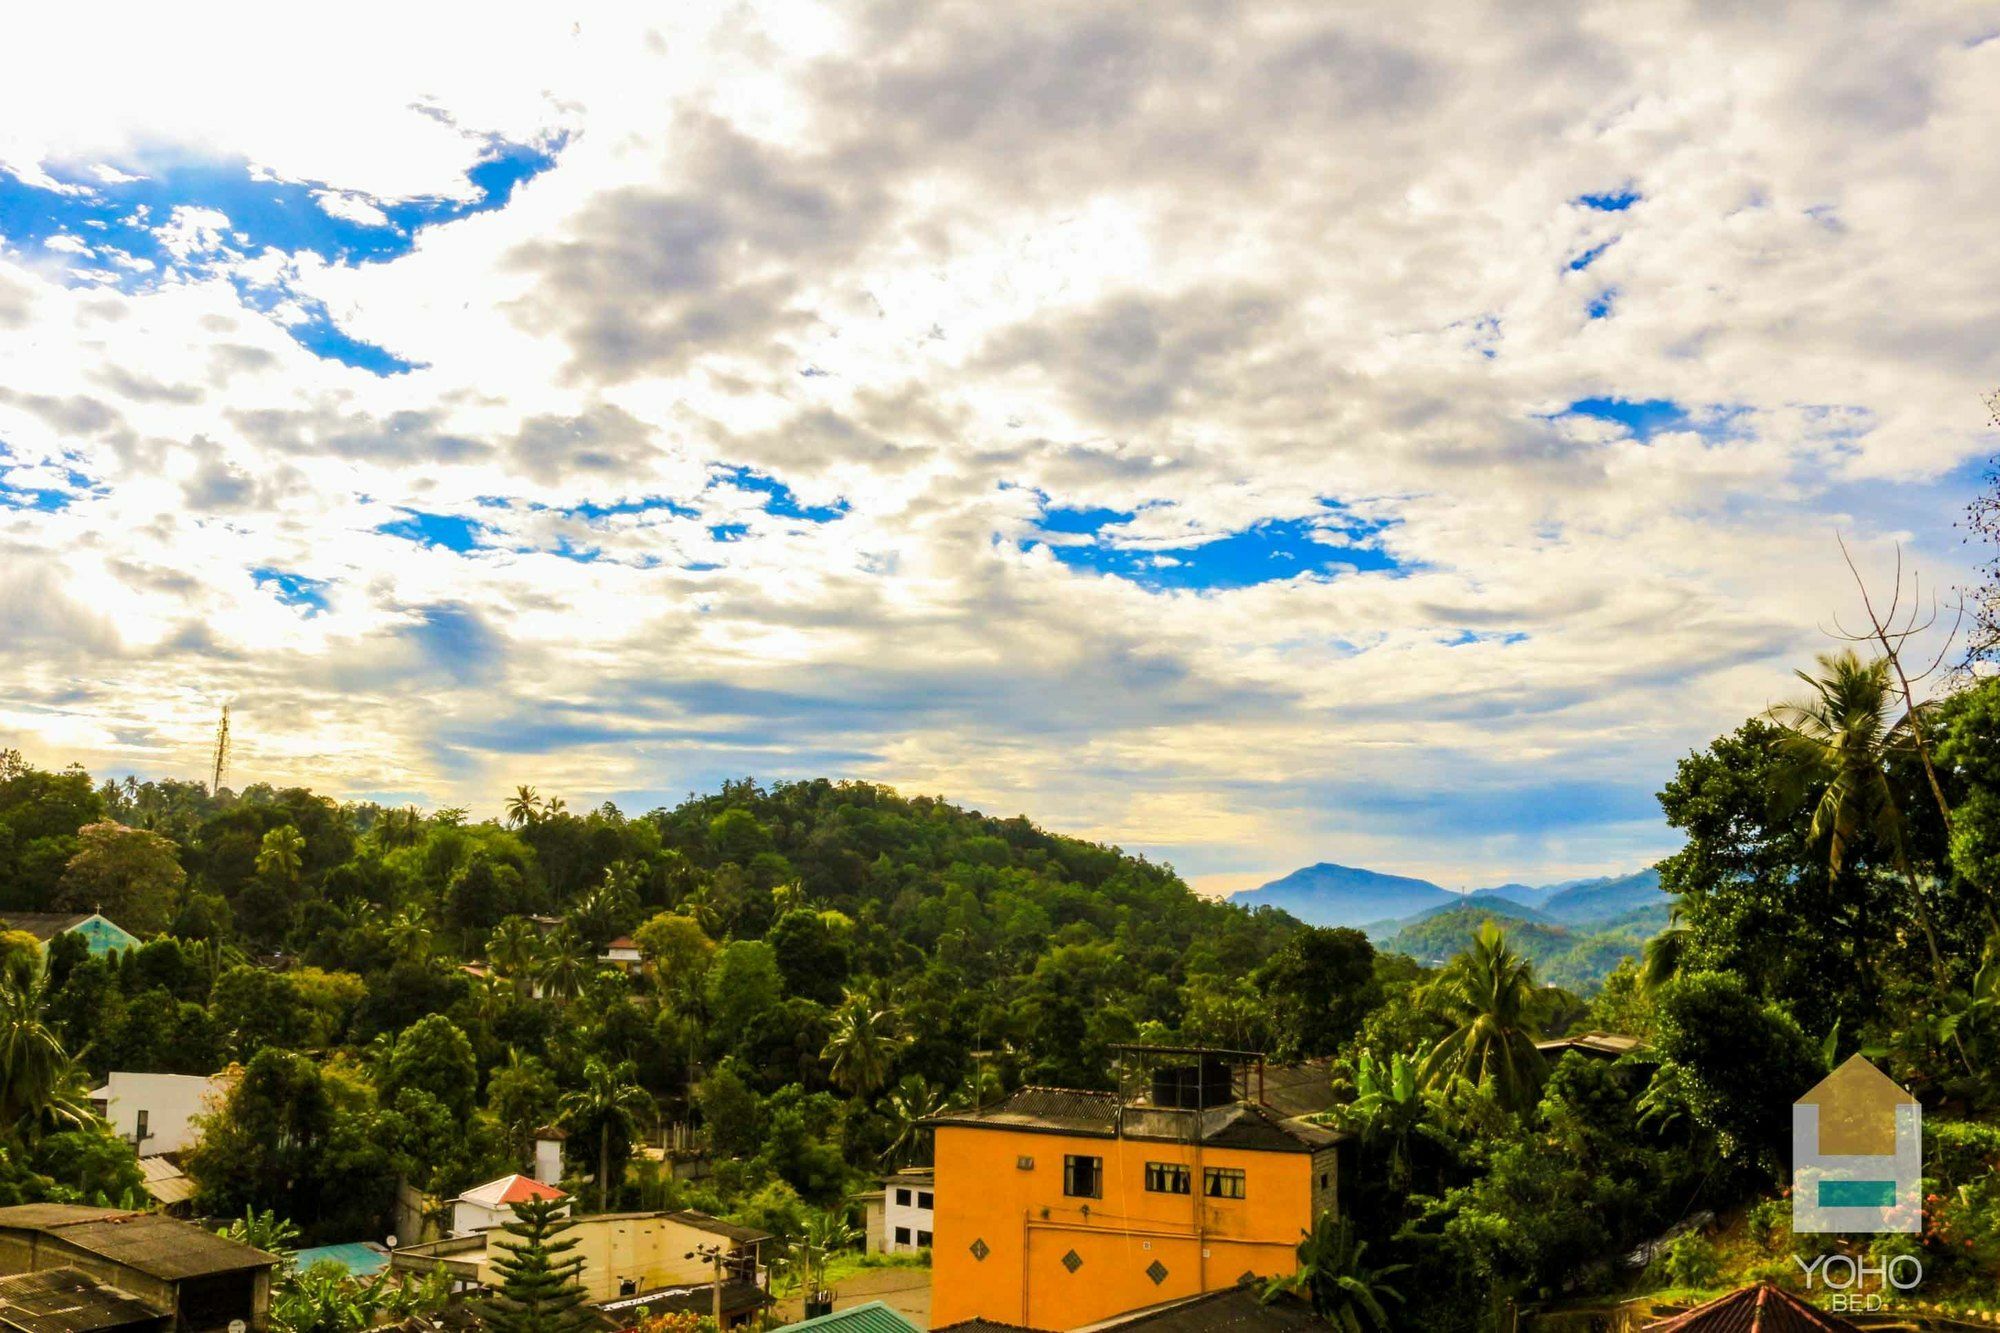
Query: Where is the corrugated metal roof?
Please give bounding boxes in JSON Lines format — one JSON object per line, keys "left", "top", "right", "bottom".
{"left": 662, "top": 1211, "right": 771, "bottom": 1245}
{"left": 1074, "top": 1285, "right": 1319, "bottom": 1333}
{"left": 0, "top": 914, "right": 91, "bottom": 943}
{"left": 929, "top": 1088, "right": 1342, "bottom": 1152}
{"left": 0, "top": 1267, "right": 167, "bottom": 1333}
{"left": 133, "top": 1160, "right": 195, "bottom": 1208}
{"left": 1643, "top": 1285, "right": 1861, "bottom": 1332}
{"left": 775, "top": 1300, "right": 922, "bottom": 1333}
{"left": 0, "top": 1206, "right": 277, "bottom": 1280}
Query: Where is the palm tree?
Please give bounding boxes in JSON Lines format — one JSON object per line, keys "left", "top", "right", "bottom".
{"left": 676, "top": 885, "right": 720, "bottom": 935}
{"left": 1263, "top": 1213, "right": 1406, "bottom": 1331}
{"left": 536, "top": 928, "right": 592, "bottom": 1003}
{"left": 880, "top": 1076, "right": 948, "bottom": 1167}
{"left": 388, "top": 904, "right": 434, "bottom": 964}
{"left": 1640, "top": 908, "right": 1688, "bottom": 992}
{"left": 505, "top": 786, "right": 543, "bottom": 828}
{"left": 558, "top": 1057, "right": 652, "bottom": 1211}
{"left": 488, "top": 918, "right": 541, "bottom": 987}
{"left": 776, "top": 1209, "right": 862, "bottom": 1301}
{"left": 255, "top": 825, "right": 305, "bottom": 885}
{"left": 1341, "top": 1051, "right": 1427, "bottom": 1190}
{"left": 1769, "top": 649, "right": 1948, "bottom": 980}
{"left": 822, "top": 993, "right": 904, "bottom": 1097}
{"left": 375, "top": 806, "right": 425, "bottom": 850}
{"left": 1417, "top": 922, "right": 1547, "bottom": 1112}
{"left": 0, "top": 975, "right": 91, "bottom": 1136}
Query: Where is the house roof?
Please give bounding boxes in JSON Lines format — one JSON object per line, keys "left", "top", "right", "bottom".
{"left": 294, "top": 1243, "right": 391, "bottom": 1278}
{"left": 1536, "top": 1032, "right": 1645, "bottom": 1059}
{"left": 601, "top": 936, "right": 637, "bottom": 951}
{"left": 1256, "top": 1060, "right": 1341, "bottom": 1120}
{"left": 0, "top": 913, "right": 94, "bottom": 943}
{"left": 593, "top": 1281, "right": 770, "bottom": 1323}
{"left": 1072, "top": 1284, "right": 1320, "bottom": 1333}
{"left": 773, "top": 1300, "right": 922, "bottom": 1333}
{"left": 928, "top": 1087, "right": 1341, "bottom": 1153}
{"left": 932, "top": 1322, "right": 1049, "bottom": 1333}
{"left": 0, "top": 1268, "right": 166, "bottom": 1333}
{"left": 0, "top": 1206, "right": 278, "bottom": 1280}
{"left": 662, "top": 1210, "right": 771, "bottom": 1245}
{"left": 133, "top": 1158, "right": 195, "bottom": 1208}
{"left": 456, "top": 1174, "right": 568, "bottom": 1209}
{"left": 1643, "top": 1284, "right": 1861, "bottom": 1332}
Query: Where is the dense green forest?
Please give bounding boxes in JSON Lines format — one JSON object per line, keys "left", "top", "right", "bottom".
{"left": 5, "top": 639, "right": 2000, "bottom": 1329}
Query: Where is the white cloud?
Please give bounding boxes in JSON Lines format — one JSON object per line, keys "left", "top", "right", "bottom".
{"left": 2, "top": 2, "right": 1997, "bottom": 887}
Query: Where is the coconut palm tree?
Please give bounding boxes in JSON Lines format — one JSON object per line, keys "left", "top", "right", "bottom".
{"left": 1640, "top": 908, "right": 1688, "bottom": 993}
{"left": 1417, "top": 922, "right": 1547, "bottom": 1112}
{"left": 535, "top": 928, "right": 592, "bottom": 1003}
{"left": 388, "top": 904, "right": 434, "bottom": 964}
{"left": 558, "top": 1057, "right": 653, "bottom": 1211}
{"left": 255, "top": 825, "right": 305, "bottom": 885}
{"left": 488, "top": 917, "right": 541, "bottom": 987}
{"left": 1768, "top": 648, "right": 1948, "bottom": 981}
{"left": 822, "top": 993, "right": 904, "bottom": 1097}
{"left": 375, "top": 806, "right": 425, "bottom": 850}
{"left": 505, "top": 786, "right": 543, "bottom": 828}
{"left": 1263, "top": 1213, "right": 1406, "bottom": 1332}
{"left": 880, "top": 1076, "right": 948, "bottom": 1167}
{"left": 0, "top": 975, "right": 91, "bottom": 1136}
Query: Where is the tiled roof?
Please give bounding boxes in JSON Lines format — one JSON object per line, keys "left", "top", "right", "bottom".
{"left": 774, "top": 1300, "right": 922, "bottom": 1333}
{"left": 1643, "top": 1285, "right": 1861, "bottom": 1332}
{"left": 0, "top": 1207, "right": 277, "bottom": 1280}
{"left": 456, "top": 1174, "right": 567, "bottom": 1209}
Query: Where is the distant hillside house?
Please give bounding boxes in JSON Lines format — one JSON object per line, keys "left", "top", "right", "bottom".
{"left": 881, "top": 1168, "right": 934, "bottom": 1252}
{"left": 0, "top": 913, "right": 139, "bottom": 957}
{"left": 88, "top": 1072, "right": 234, "bottom": 1158}
{"left": 0, "top": 1205, "right": 279, "bottom": 1333}
{"left": 598, "top": 936, "right": 641, "bottom": 971}
{"left": 449, "top": 1175, "right": 568, "bottom": 1236}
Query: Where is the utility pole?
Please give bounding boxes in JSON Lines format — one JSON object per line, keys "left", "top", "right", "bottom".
{"left": 686, "top": 1243, "right": 725, "bottom": 1328}
{"left": 210, "top": 704, "right": 231, "bottom": 794}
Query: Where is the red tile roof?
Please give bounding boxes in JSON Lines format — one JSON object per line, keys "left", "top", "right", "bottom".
{"left": 1644, "top": 1285, "right": 1861, "bottom": 1332}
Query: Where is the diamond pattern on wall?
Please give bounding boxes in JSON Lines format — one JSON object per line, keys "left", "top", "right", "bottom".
{"left": 1062, "top": 1249, "right": 1084, "bottom": 1274}
{"left": 1146, "top": 1259, "right": 1169, "bottom": 1285}
{"left": 969, "top": 1238, "right": 990, "bottom": 1261}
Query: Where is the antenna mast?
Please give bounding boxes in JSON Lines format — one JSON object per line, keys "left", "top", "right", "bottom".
{"left": 210, "top": 704, "right": 231, "bottom": 794}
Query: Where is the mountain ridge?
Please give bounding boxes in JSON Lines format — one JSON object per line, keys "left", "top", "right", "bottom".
{"left": 1232, "top": 861, "right": 1663, "bottom": 930}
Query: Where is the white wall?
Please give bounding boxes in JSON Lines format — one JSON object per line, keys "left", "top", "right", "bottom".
{"left": 91, "top": 1072, "right": 227, "bottom": 1157}
{"left": 883, "top": 1179, "right": 934, "bottom": 1251}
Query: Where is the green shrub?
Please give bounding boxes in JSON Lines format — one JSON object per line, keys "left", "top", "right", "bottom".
{"left": 1664, "top": 1231, "right": 1721, "bottom": 1290}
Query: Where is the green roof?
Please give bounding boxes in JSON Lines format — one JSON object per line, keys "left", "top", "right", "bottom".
{"left": 778, "top": 1301, "right": 922, "bottom": 1333}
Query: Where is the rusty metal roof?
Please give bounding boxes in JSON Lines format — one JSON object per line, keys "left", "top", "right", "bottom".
{"left": 1643, "top": 1285, "right": 1861, "bottom": 1332}
{"left": 0, "top": 1267, "right": 167, "bottom": 1333}
{"left": 0, "top": 1207, "right": 277, "bottom": 1280}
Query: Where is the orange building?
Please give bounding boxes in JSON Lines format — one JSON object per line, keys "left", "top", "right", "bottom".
{"left": 926, "top": 1049, "right": 1345, "bottom": 1332}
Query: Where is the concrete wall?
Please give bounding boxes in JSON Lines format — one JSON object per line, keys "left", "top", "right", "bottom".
{"left": 93, "top": 1072, "right": 228, "bottom": 1157}
{"left": 930, "top": 1126, "right": 1314, "bottom": 1331}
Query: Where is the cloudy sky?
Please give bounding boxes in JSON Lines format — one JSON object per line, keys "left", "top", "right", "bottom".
{"left": 3, "top": 3, "right": 1998, "bottom": 893}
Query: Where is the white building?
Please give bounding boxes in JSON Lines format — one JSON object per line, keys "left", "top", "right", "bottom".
{"left": 881, "top": 1168, "right": 934, "bottom": 1252}
{"left": 450, "top": 1174, "right": 569, "bottom": 1236}
{"left": 87, "top": 1071, "right": 231, "bottom": 1156}
{"left": 599, "top": 935, "right": 642, "bottom": 972}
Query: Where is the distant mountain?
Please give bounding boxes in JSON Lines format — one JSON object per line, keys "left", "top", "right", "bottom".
{"left": 1232, "top": 862, "right": 1457, "bottom": 928}
{"left": 1233, "top": 861, "right": 1667, "bottom": 932}
{"left": 1539, "top": 868, "right": 1663, "bottom": 924}
{"left": 1382, "top": 901, "right": 1663, "bottom": 991}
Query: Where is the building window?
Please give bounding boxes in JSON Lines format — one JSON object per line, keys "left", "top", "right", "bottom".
{"left": 896, "top": 1188, "right": 911, "bottom": 1206}
{"left": 1064, "top": 1154, "right": 1103, "bottom": 1198}
{"left": 916, "top": 1230, "right": 933, "bottom": 1247}
{"left": 1204, "top": 1167, "right": 1246, "bottom": 1199}
{"left": 1319, "top": 1172, "right": 1330, "bottom": 1189}
{"left": 1144, "top": 1162, "right": 1190, "bottom": 1194}
{"left": 895, "top": 1226, "right": 911, "bottom": 1245}
{"left": 134, "top": 1109, "right": 149, "bottom": 1143}
{"left": 917, "top": 1191, "right": 933, "bottom": 1210}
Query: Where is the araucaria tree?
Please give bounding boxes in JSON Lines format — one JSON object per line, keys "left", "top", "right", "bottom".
{"left": 477, "top": 1196, "right": 595, "bottom": 1333}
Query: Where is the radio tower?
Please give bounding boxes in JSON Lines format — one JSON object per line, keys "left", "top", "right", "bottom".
{"left": 210, "top": 704, "right": 231, "bottom": 795}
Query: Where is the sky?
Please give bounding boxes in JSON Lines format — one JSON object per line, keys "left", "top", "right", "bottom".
{"left": 3, "top": 3, "right": 1998, "bottom": 895}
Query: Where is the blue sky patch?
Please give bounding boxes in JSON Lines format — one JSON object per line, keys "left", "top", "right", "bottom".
{"left": 1568, "top": 240, "right": 1615, "bottom": 272}
{"left": 253, "top": 567, "right": 332, "bottom": 614}
{"left": 709, "top": 465, "right": 848, "bottom": 522}
{"left": 376, "top": 509, "right": 486, "bottom": 551}
{"left": 1586, "top": 289, "right": 1617, "bottom": 320}
{"left": 1560, "top": 397, "right": 1690, "bottom": 439}
{"left": 0, "top": 136, "right": 563, "bottom": 374}
{"left": 1030, "top": 502, "right": 1404, "bottom": 592}
{"left": 1576, "top": 187, "right": 1641, "bottom": 211}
